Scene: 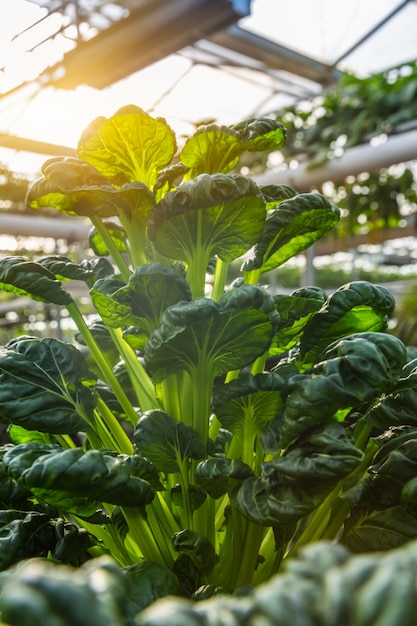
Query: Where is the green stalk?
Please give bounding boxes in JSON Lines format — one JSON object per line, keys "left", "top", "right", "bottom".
{"left": 122, "top": 507, "right": 173, "bottom": 567}
{"left": 211, "top": 257, "right": 228, "bottom": 301}
{"left": 66, "top": 300, "right": 139, "bottom": 426}
{"left": 187, "top": 213, "right": 210, "bottom": 299}
{"left": 54, "top": 434, "right": 77, "bottom": 449}
{"left": 90, "top": 408, "right": 121, "bottom": 451}
{"left": 253, "top": 526, "right": 293, "bottom": 585}
{"left": 95, "top": 397, "right": 134, "bottom": 454}
{"left": 210, "top": 506, "right": 243, "bottom": 588}
{"left": 117, "top": 210, "right": 148, "bottom": 269}
{"left": 288, "top": 434, "right": 379, "bottom": 554}
{"left": 73, "top": 516, "right": 134, "bottom": 567}
{"left": 321, "top": 437, "right": 379, "bottom": 541}
{"left": 233, "top": 521, "right": 265, "bottom": 589}
{"left": 89, "top": 215, "right": 131, "bottom": 282}
{"left": 177, "top": 458, "right": 194, "bottom": 531}
{"left": 188, "top": 359, "right": 215, "bottom": 538}
{"left": 145, "top": 502, "right": 177, "bottom": 564}
{"left": 242, "top": 406, "right": 255, "bottom": 468}
{"left": 211, "top": 506, "right": 264, "bottom": 590}
{"left": 109, "top": 327, "right": 159, "bottom": 413}
{"left": 244, "top": 268, "right": 261, "bottom": 285}
{"left": 160, "top": 374, "right": 182, "bottom": 422}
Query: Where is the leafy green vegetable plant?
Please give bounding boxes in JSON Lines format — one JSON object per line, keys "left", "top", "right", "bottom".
{"left": 1, "top": 105, "right": 417, "bottom": 622}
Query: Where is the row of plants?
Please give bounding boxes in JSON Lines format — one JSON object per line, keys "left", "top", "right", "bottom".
{"left": 271, "top": 61, "right": 417, "bottom": 238}
{"left": 279, "top": 60, "right": 417, "bottom": 166}
{"left": 1, "top": 106, "right": 417, "bottom": 623}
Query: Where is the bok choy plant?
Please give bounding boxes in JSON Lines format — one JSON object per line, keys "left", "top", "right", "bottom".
{"left": 1, "top": 105, "right": 417, "bottom": 623}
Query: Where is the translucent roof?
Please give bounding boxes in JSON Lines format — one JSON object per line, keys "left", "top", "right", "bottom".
{"left": 1, "top": 0, "right": 417, "bottom": 175}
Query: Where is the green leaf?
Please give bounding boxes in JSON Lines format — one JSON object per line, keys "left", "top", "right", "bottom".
{"left": 211, "top": 371, "right": 285, "bottom": 439}
{"left": 280, "top": 332, "right": 407, "bottom": 447}
{"left": 299, "top": 281, "right": 396, "bottom": 363}
{"left": 124, "top": 560, "right": 179, "bottom": 618}
{"left": 270, "top": 286, "right": 327, "bottom": 356}
{"left": 112, "top": 539, "right": 417, "bottom": 626}
{"left": 133, "top": 410, "right": 206, "bottom": 473}
{"left": 26, "top": 156, "right": 121, "bottom": 218}
{"left": 38, "top": 255, "right": 100, "bottom": 284}
{"left": 237, "top": 423, "right": 362, "bottom": 526}
{"left": 7, "top": 425, "right": 51, "bottom": 445}
{"left": 78, "top": 104, "right": 177, "bottom": 188}
{"left": 180, "top": 118, "right": 286, "bottom": 177}
{"left": 0, "top": 336, "right": 97, "bottom": 434}
{"left": 343, "top": 507, "right": 417, "bottom": 552}
{"left": 80, "top": 257, "right": 115, "bottom": 280}
{"left": 144, "top": 284, "right": 280, "bottom": 383}
{"left": 0, "top": 256, "right": 72, "bottom": 305}
{"left": 51, "top": 518, "right": 95, "bottom": 564}
{"left": 172, "top": 529, "right": 217, "bottom": 576}
{"left": 90, "top": 277, "right": 132, "bottom": 329}
{"left": 170, "top": 484, "right": 207, "bottom": 511}
{"left": 0, "top": 555, "right": 127, "bottom": 626}
{"left": 365, "top": 359, "right": 417, "bottom": 431}
{"left": 3, "top": 444, "right": 155, "bottom": 513}
{"left": 242, "top": 193, "right": 340, "bottom": 273}
{"left": 195, "top": 458, "right": 254, "bottom": 499}
{"left": 0, "top": 511, "right": 54, "bottom": 571}
{"left": 148, "top": 173, "right": 266, "bottom": 264}
{"left": 260, "top": 184, "right": 298, "bottom": 209}
{"left": 104, "top": 263, "right": 192, "bottom": 334}
{"left": 266, "top": 422, "right": 363, "bottom": 484}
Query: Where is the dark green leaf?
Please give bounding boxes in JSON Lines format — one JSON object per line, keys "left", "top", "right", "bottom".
{"left": 260, "top": 184, "right": 298, "bottom": 209}
{"left": 148, "top": 173, "right": 266, "bottom": 264}
{"left": 195, "top": 458, "right": 253, "bottom": 499}
{"left": 0, "top": 511, "right": 54, "bottom": 571}
{"left": 242, "top": 193, "right": 340, "bottom": 273}
{"left": 0, "top": 256, "right": 72, "bottom": 305}
{"left": 52, "top": 519, "right": 95, "bottom": 564}
{"left": 237, "top": 423, "right": 362, "bottom": 526}
{"left": 93, "top": 263, "right": 192, "bottom": 335}
{"left": 365, "top": 359, "right": 417, "bottom": 431}
{"left": 170, "top": 484, "right": 207, "bottom": 510}
{"left": 145, "top": 284, "right": 280, "bottom": 383}
{"left": 132, "top": 539, "right": 417, "bottom": 626}
{"left": 37, "top": 255, "right": 101, "bottom": 285}
{"left": 133, "top": 410, "right": 206, "bottom": 473}
{"left": 299, "top": 281, "right": 396, "bottom": 363}
{"left": 0, "top": 555, "right": 128, "bottom": 626}
{"left": 0, "top": 336, "right": 97, "bottom": 434}
{"left": 211, "top": 371, "right": 285, "bottom": 440}
{"left": 270, "top": 286, "right": 327, "bottom": 356}
{"left": 124, "top": 560, "right": 179, "bottom": 618}
{"left": 172, "top": 529, "right": 217, "bottom": 576}
{"left": 343, "top": 507, "right": 417, "bottom": 552}
{"left": 279, "top": 332, "right": 407, "bottom": 447}
{"left": 3, "top": 444, "right": 155, "bottom": 513}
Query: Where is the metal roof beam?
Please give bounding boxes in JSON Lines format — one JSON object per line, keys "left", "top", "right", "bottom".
{"left": 207, "top": 24, "right": 342, "bottom": 87}
{"left": 0, "top": 134, "right": 76, "bottom": 157}
{"left": 46, "top": 0, "right": 252, "bottom": 89}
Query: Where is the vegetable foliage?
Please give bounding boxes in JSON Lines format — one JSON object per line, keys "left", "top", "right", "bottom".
{"left": 1, "top": 104, "right": 417, "bottom": 622}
